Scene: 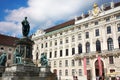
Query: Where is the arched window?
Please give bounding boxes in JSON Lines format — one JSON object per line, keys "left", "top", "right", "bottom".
{"left": 118, "top": 37, "right": 120, "bottom": 49}
{"left": 78, "top": 44, "right": 82, "bottom": 54}
{"left": 86, "top": 42, "right": 90, "bottom": 53}
{"left": 107, "top": 38, "right": 114, "bottom": 51}
{"left": 96, "top": 40, "right": 101, "bottom": 53}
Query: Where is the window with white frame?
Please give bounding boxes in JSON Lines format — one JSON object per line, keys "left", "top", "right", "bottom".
{"left": 79, "top": 69, "right": 82, "bottom": 76}
{"left": 71, "top": 59, "right": 75, "bottom": 66}
{"left": 65, "top": 60, "right": 68, "bottom": 67}
{"left": 65, "top": 69, "right": 68, "bottom": 76}
{"left": 78, "top": 33, "right": 81, "bottom": 40}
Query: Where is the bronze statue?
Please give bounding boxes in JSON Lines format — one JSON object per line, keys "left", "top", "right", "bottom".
{"left": 21, "top": 17, "right": 30, "bottom": 37}
{"left": 0, "top": 53, "right": 7, "bottom": 66}
{"left": 40, "top": 53, "right": 48, "bottom": 66}
{"left": 13, "top": 48, "right": 22, "bottom": 64}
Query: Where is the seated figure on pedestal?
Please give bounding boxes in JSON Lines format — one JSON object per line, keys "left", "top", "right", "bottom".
{"left": 0, "top": 53, "right": 7, "bottom": 66}
{"left": 13, "top": 48, "right": 22, "bottom": 64}
{"left": 40, "top": 53, "right": 48, "bottom": 66}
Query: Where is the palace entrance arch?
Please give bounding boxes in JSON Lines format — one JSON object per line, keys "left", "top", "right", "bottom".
{"left": 95, "top": 59, "right": 105, "bottom": 79}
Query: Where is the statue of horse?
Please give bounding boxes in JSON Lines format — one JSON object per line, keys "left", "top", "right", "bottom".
{"left": 0, "top": 53, "right": 7, "bottom": 66}
{"left": 40, "top": 53, "right": 48, "bottom": 66}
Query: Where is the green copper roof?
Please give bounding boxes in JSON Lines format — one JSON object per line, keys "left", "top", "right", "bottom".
{"left": 45, "top": 25, "right": 73, "bottom": 36}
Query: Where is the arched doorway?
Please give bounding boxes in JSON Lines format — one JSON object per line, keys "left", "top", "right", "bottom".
{"left": 95, "top": 59, "right": 104, "bottom": 79}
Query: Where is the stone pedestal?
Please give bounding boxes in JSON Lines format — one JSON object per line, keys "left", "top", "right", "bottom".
{"left": 16, "top": 37, "right": 34, "bottom": 64}
{"left": 2, "top": 64, "right": 39, "bottom": 80}
{"left": 39, "top": 66, "right": 57, "bottom": 80}
{"left": 0, "top": 66, "right": 5, "bottom": 77}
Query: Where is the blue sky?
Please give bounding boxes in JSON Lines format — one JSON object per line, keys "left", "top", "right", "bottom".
{"left": 0, "top": 0, "right": 119, "bottom": 37}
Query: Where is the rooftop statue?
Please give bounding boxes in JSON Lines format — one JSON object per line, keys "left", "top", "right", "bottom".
{"left": 13, "top": 48, "right": 22, "bottom": 64}
{"left": 40, "top": 53, "right": 48, "bottom": 66}
{"left": 0, "top": 53, "right": 7, "bottom": 66}
{"left": 92, "top": 3, "right": 101, "bottom": 17}
{"left": 21, "top": 17, "right": 30, "bottom": 37}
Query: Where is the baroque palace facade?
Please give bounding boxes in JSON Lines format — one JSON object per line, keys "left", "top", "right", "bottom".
{"left": 32, "top": 2, "right": 120, "bottom": 80}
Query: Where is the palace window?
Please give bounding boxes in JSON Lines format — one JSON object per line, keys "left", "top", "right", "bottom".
{"left": 54, "top": 61, "right": 56, "bottom": 67}
{"left": 72, "top": 35, "right": 75, "bottom": 42}
{"left": 109, "top": 56, "right": 114, "bottom": 64}
{"left": 95, "top": 29, "right": 99, "bottom": 36}
{"left": 95, "top": 21, "right": 98, "bottom": 25}
{"left": 118, "top": 37, "right": 120, "bottom": 49}
{"left": 86, "top": 32, "right": 89, "bottom": 39}
{"left": 60, "top": 50, "right": 62, "bottom": 57}
{"left": 72, "top": 69, "right": 75, "bottom": 76}
{"left": 54, "top": 51, "right": 57, "bottom": 58}
{"left": 65, "top": 69, "right": 68, "bottom": 76}
{"left": 66, "top": 49, "right": 69, "bottom": 56}
{"left": 117, "top": 23, "right": 120, "bottom": 32}
{"left": 49, "top": 52, "right": 52, "bottom": 58}
{"left": 41, "top": 44, "right": 43, "bottom": 48}
{"left": 71, "top": 59, "right": 75, "bottom": 66}
{"left": 78, "top": 26, "right": 81, "bottom": 30}
{"left": 66, "top": 37, "right": 69, "bottom": 43}
{"left": 107, "top": 38, "right": 114, "bottom": 51}
{"left": 96, "top": 40, "right": 101, "bottom": 53}
{"left": 107, "top": 26, "right": 111, "bottom": 34}
{"left": 36, "top": 52, "right": 38, "bottom": 60}
{"left": 72, "top": 48, "right": 75, "bottom": 55}
{"left": 78, "top": 33, "right": 81, "bottom": 40}
{"left": 116, "top": 14, "right": 120, "bottom": 19}
{"left": 59, "top": 70, "right": 62, "bottom": 76}
{"left": 65, "top": 60, "right": 68, "bottom": 67}
{"left": 60, "top": 39, "right": 63, "bottom": 44}
{"left": 86, "top": 42, "right": 90, "bottom": 53}
{"left": 79, "top": 69, "right": 82, "bottom": 76}
{"left": 55, "top": 40, "right": 57, "bottom": 46}
{"left": 78, "top": 59, "right": 82, "bottom": 66}
{"left": 86, "top": 58, "right": 90, "bottom": 65}
{"left": 84, "top": 24, "right": 88, "bottom": 28}
{"left": 106, "top": 17, "right": 110, "bottom": 22}
{"left": 59, "top": 60, "right": 62, "bottom": 67}
{"left": 78, "top": 44, "right": 82, "bottom": 54}
{"left": 60, "top": 32, "right": 62, "bottom": 35}
{"left": 45, "top": 43, "right": 47, "bottom": 47}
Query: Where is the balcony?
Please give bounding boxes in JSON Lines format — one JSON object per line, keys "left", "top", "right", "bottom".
{"left": 74, "top": 49, "right": 120, "bottom": 60}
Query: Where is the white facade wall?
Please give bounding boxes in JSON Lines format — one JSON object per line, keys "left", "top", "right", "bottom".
{"left": 32, "top": 2, "right": 120, "bottom": 80}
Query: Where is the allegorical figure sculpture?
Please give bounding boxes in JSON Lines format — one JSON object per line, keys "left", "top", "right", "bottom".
{"left": 0, "top": 53, "right": 7, "bottom": 66}
{"left": 21, "top": 17, "right": 30, "bottom": 37}
{"left": 13, "top": 48, "right": 22, "bottom": 64}
{"left": 40, "top": 53, "right": 48, "bottom": 66}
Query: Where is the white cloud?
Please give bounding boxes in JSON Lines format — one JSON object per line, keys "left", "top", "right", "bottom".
{"left": 1, "top": 0, "right": 97, "bottom": 37}
{"left": 0, "top": 21, "right": 22, "bottom": 37}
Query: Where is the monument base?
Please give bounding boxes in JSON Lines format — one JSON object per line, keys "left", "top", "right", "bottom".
{"left": 2, "top": 65, "right": 57, "bottom": 80}
{"left": 2, "top": 64, "right": 39, "bottom": 80}
{"left": 39, "top": 66, "right": 57, "bottom": 80}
